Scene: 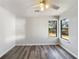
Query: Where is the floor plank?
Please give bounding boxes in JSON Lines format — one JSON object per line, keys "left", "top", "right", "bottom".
{"left": 0, "top": 45, "right": 77, "bottom": 59}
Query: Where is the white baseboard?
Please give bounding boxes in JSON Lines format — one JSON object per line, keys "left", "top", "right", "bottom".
{"left": 16, "top": 43, "right": 56, "bottom": 46}
{"left": 61, "top": 45, "right": 78, "bottom": 58}
{"left": 0, "top": 44, "right": 15, "bottom": 58}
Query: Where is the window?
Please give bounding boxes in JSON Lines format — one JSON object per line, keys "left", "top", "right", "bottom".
{"left": 61, "top": 18, "right": 69, "bottom": 40}
{"left": 48, "top": 21, "right": 57, "bottom": 37}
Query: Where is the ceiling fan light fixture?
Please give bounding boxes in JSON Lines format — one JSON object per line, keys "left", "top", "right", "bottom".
{"left": 40, "top": 3, "right": 44, "bottom": 7}
{"left": 45, "top": 4, "right": 49, "bottom": 9}
{"left": 34, "top": 0, "right": 59, "bottom": 12}
{"left": 40, "top": 7, "right": 44, "bottom": 11}
{"left": 40, "top": 2, "right": 45, "bottom": 11}
{"left": 39, "top": 0, "right": 49, "bottom": 11}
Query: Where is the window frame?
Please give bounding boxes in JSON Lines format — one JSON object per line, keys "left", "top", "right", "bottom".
{"left": 60, "top": 19, "right": 69, "bottom": 40}
{"left": 48, "top": 20, "right": 57, "bottom": 37}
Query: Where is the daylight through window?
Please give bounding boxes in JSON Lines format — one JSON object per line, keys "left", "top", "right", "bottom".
{"left": 48, "top": 21, "right": 57, "bottom": 37}
{"left": 61, "top": 18, "right": 69, "bottom": 40}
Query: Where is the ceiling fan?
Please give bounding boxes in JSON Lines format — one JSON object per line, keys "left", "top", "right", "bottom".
{"left": 33, "top": 0, "right": 60, "bottom": 12}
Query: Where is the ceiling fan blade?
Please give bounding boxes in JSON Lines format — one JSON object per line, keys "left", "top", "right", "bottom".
{"left": 34, "top": 9, "right": 40, "bottom": 12}
{"left": 51, "top": 4, "right": 60, "bottom": 10}
{"left": 32, "top": 5, "right": 40, "bottom": 8}
{"left": 31, "top": 5, "right": 41, "bottom": 12}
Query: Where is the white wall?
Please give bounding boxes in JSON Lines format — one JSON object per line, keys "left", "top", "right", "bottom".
{"left": 16, "top": 17, "right": 58, "bottom": 45}
{"left": 60, "top": 1, "right": 78, "bottom": 58}
{"left": 0, "top": 7, "right": 16, "bottom": 57}
{"left": 15, "top": 18, "right": 26, "bottom": 44}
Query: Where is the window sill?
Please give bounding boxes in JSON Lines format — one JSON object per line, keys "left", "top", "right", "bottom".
{"left": 60, "top": 38, "right": 71, "bottom": 44}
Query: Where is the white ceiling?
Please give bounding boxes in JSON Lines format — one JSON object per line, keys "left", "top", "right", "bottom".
{"left": 0, "top": 0, "right": 76, "bottom": 17}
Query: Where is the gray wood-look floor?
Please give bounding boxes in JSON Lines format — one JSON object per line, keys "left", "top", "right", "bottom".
{"left": 0, "top": 45, "right": 76, "bottom": 59}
